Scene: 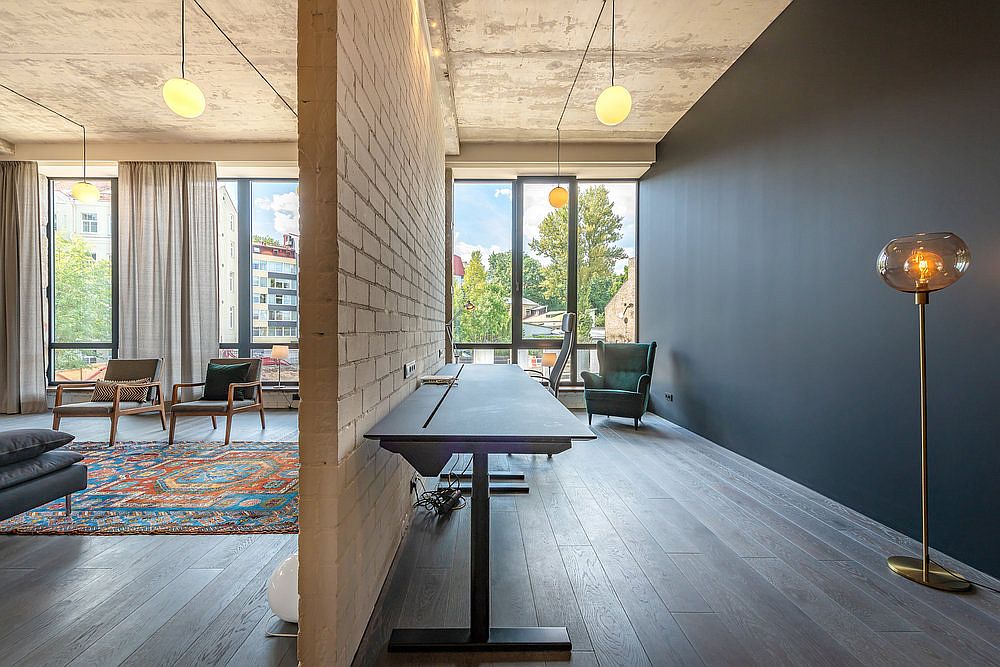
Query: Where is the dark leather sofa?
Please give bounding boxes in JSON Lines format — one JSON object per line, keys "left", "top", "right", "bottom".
{"left": 0, "top": 429, "right": 88, "bottom": 521}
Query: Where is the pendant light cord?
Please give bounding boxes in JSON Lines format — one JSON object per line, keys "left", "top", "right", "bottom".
{"left": 553, "top": 0, "right": 609, "bottom": 176}
{"left": 181, "top": 0, "right": 186, "bottom": 79}
{"left": 610, "top": 0, "right": 615, "bottom": 86}
{"left": 189, "top": 0, "right": 297, "bottom": 118}
{"left": 0, "top": 82, "right": 88, "bottom": 180}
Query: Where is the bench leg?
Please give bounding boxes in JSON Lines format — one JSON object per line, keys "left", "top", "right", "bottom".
{"left": 64, "top": 494, "right": 72, "bottom": 516}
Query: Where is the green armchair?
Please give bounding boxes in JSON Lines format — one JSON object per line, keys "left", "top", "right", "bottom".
{"left": 582, "top": 341, "right": 657, "bottom": 429}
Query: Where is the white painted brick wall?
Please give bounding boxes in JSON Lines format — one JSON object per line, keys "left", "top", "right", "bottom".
{"left": 333, "top": 0, "right": 445, "bottom": 662}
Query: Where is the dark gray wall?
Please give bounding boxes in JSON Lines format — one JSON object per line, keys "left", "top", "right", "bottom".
{"left": 639, "top": 0, "right": 1000, "bottom": 575}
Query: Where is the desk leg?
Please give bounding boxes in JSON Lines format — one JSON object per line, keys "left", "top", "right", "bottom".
{"left": 470, "top": 450, "right": 490, "bottom": 641}
{"left": 388, "top": 449, "right": 572, "bottom": 653}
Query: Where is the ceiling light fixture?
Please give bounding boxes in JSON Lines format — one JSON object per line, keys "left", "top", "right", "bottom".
{"left": 0, "top": 82, "right": 98, "bottom": 203}
{"left": 595, "top": 0, "right": 631, "bottom": 126}
{"left": 549, "top": 1, "right": 608, "bottom": 208}
{"left": 163, "top": 0, "right": 206, "bottom": 118}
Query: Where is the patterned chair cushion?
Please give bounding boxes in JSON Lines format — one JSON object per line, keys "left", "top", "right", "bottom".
{"left": 91, "top": 378, "right": 151, "bottom": 402}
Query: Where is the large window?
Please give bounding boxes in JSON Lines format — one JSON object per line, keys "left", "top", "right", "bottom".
{"left": 218, "top": 179, "right": 300, "bottom": 386}
{"left": 48, "top": 179, "right": 116, "bottom": 382}
{"left": 452, "top": 178, "right": 638, "bottom": 385}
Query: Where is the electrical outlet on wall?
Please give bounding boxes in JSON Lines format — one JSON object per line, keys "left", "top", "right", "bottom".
{"left": 665, "top": 392, "right": 674, "bottom": 402}
{"left": 403, "top": 360, "right": 416, "bottom": 378}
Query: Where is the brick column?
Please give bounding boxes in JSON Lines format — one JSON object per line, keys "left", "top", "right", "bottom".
{"left": 297, "top": 0, "right": 339, "bottom": 664}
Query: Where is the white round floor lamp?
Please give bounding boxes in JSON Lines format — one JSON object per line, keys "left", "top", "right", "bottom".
{"left": 266, "top": 552, "right": 299, "bottom": 636}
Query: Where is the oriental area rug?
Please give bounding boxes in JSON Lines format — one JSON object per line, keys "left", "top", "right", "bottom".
{"left": 0, "top": 440, "right": 298, "bottom": 535}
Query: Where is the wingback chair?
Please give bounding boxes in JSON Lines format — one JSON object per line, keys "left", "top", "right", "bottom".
{"left": 581, "top": 341, "right": 657, "bottom": 429}
{"left": 169, "top": 357, "right": 265, "bottom": 445}
{"left": 52, "top": 358, "right": 166, "bottom": 445}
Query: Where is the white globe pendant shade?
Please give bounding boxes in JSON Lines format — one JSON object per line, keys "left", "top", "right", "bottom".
{"left": 595, "top": 85, "right": 632, "bottom": 126}
{"left": 71, "top": 181, "right": 100, "bottom": 204}
{"left": 162, "top": 77, "right": 206, "bottom": 118}
{"left": 267, "top": 552, "right": 299, "bottom": 623}
{"left": 549, "top": 185, "right": 569, "bottom": 208}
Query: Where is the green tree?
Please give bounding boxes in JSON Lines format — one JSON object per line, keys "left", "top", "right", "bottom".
{"left": 52, "top": 234, "right": 112, "bottom": 370}
{"left": 486, "top": 250, "right": 551, "bottom": 308}
{"left": 529, "top": 185, "right": 626, "bottom": 341}
{"left": 253, "top": 234, "right": 282, "bottom": 246}
{"left": 454, "top": 251, "right": 510, "bottom": 343}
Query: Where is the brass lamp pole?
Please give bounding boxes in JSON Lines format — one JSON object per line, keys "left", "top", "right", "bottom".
{"left": 877, "top": 232, "right": 971, "bottom": 592}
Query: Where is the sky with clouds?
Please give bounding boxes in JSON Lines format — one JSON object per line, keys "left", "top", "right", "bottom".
{"left": 454, "top": 180, "right": 637, "bottom": 273}
{"left": 252, "top": 181, "right": 300, "bottom": 239}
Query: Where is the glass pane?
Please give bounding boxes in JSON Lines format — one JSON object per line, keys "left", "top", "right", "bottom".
{"left": 522, "top": 182, "right": 568, "bottom": 340}
{"left": 577, "top": 348, "right": 599, "bottom": 379}
{"left": 53, "top": 349, "right": 111, "bottom": 382}
{"left": 518, "top": 348, "right": 571, "bottom": 385}
{"left": 577, "top": 182, "right": 637, "bottom": 344}
{"left": 252, "top": 348, "right": 299, "bottom": 386}
{"left": 218, "top": 181, "right": 240, "bottom": 344}
{"left": 251, "top": 181, "right": 299, "bottom": 345}
{"left": 455, "top": 347, "right": 510, "bottom": 365}
{"left": 452, "top": 182, "right": 513, "bottom": 344}
{"left": 51, "top": 180, "right": 113, "bottom": 343}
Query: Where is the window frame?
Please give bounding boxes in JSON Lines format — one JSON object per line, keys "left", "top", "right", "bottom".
{"left": 452, "top": 176, "right": 639, "bottom": 386}
{"left": 46, "top": 178, "right": 119, "bottom": 385}
{"left": 218, "top": 177, "right": 300, "bottom": 387}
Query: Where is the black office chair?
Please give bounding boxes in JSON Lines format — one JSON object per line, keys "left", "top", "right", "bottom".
{"left": 525, "top": 312, "right": 576, "bottom": 397}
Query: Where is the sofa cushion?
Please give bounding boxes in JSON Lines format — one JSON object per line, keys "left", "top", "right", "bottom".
{"left": 53, "top": 401, "right": 148, "bottom": 416}
{"left": 0, "top": 450, "right": 84, "bottom": 490}
{"left": 0, "top": 429, "right": 75, "bottom": 466}
{"left": 203, "top": 362, "right": 252, "bottom": 400}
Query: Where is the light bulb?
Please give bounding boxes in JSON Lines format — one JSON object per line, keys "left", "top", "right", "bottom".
{"left": 162, "top": 77, "right": 206, "bottom": 118}
{"left": 549, "top": 186, "right": 569, "bottom": 208}
{"left": 904, "top": 250, "right": 944, "bottom": 286}
{"left": 595, "top": 85, "right": 632, "bottom": 126}
{"left": 71, "top": 181, "right": 100, "bottom": 204}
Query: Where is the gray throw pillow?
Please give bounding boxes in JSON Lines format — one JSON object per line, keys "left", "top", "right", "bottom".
{"left": 0, "top": 429, "right": 75, "bottom": 466}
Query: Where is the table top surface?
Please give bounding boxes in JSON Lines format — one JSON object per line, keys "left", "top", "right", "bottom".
{"left": 365, "top": 364, "right": 596, "bottom": 443}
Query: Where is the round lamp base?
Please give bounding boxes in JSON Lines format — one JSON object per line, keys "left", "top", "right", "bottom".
{"left": 887, "top": 556, "right": 972, "bottom": 592}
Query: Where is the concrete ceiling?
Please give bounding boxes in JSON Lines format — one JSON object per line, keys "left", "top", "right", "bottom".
{"left": 0, "top": 0, "right": 296, "bottom": 144}
{"left": 432, "top": 0, "right": 791, "bottom": 144}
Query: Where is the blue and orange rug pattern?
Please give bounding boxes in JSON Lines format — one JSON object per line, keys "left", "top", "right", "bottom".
{"left": 0, "top": 440, "right": 298, "bottom": 535}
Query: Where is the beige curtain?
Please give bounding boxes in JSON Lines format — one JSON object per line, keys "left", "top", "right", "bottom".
{"left": 0, "top": 161, "right": 47, "bottom": 414}
{"left": 118, "top": 162, "right": 219, "bottom": 393}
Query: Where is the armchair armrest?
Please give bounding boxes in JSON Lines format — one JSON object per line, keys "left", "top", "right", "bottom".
{"left": 54, "top": 382, "right": 97, "bottom": 407}
{"left": 171, "top": 382, "right": 205, "bottom": 404}
{"left": 581, "top": 371, "right": 605, "bottom": 389}
{"left": 523, "top": 369, "right": 546, "bottom": 378}
{"left": 228, "top": 380, "right": 263, "bottom": 406}
{"left": 636, "top": 374, "right": 652, "bottom": 396}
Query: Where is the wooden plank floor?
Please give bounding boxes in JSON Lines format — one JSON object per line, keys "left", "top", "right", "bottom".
{"left": 354, "top": 412, "right": 1000, "bottom": 666}
{"left": 0, "top": 410, "right": 299, "bottom": 667}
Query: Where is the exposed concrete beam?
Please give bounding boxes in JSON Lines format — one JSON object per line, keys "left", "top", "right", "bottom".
{"left": 425, "top": 0, "right": 460, "bottom": 155}
{"left": 446, "top": 140, "right": 656, "bottom": 179}
{"left": 5, "top": 142, "right": 296, "bottom": 163}
{"left": 0, "top": 137, "right": 14, "bottom": 156}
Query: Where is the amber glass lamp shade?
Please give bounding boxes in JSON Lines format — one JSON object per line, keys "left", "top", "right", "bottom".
{"left": 877, "top": 232, "right": 970, "bottom": 293}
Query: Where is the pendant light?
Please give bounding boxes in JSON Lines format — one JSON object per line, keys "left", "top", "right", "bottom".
{"left": 595, "top": 0, "right": 631, "bottom": 126}
{"left": 163, "top": 0, "right": 206, "bottom": 118}
{"left": 71, "top": 126, "right": 100, "bottom": 203}
{"left": 549, "top": 129, "right": 569, "bottom": 208}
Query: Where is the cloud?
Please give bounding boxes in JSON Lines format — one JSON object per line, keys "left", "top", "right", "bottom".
{"left": 255, "top": 191, "right": 300, "bottom": 236}
{"left": 455, "top": 240, "right": 503, "bottom": 264}
{"left": 494, "top": 187, "right": 512, "bottom": 199}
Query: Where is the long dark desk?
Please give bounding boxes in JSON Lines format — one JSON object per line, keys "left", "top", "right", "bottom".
{"left": 365, "top": 363, "right": 596, "bottom": 653}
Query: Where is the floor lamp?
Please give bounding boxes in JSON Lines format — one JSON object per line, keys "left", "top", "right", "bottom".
{"left": 876, "top": 232, "right": 971, "bottom": 592}
{"left": 271, "top": 345, "right": 289, "bottom": 389}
